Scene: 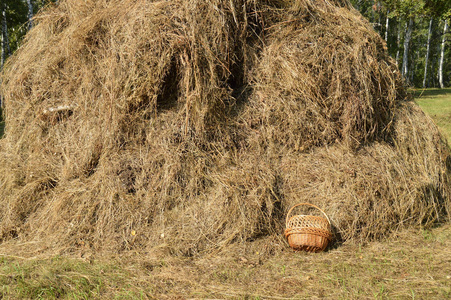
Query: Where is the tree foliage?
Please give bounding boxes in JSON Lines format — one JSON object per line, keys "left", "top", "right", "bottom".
{"left": 1, "top": 0, "right": 55, "bottom": 61}
{"left": 351, "top": 0, "right": 450, "bottom": 87}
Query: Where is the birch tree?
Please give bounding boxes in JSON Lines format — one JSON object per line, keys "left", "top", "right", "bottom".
{"left": 1, "top": 4, "right": 10, "bottom": 70}
{"left": 395, "top": 20, "right": 401, "bottom": 64}
{"left": 438, "top": 19, "right": 448, "bottom": 88}
{"left": 423, "top": 17, "right": 433, "bottom": 88}
{"left": 384, "top": 9, "right": 390, "bottom": 41}
{"left": 350, "top": 0, "right": 450, "bottom": 87}
{"left": 401, "top": 17, "right": 413, "bottom": 80}
{"left": 27, "top": 0, "right": 33, "bottom": 30}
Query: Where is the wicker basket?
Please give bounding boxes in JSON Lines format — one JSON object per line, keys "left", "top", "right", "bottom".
{"left": 284, "top": 203, "right": 332, "bottom": 253}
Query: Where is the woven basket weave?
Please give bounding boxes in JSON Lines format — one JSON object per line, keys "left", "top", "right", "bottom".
{"left": 284, "top": 203, "right": 332, "bottom": 253}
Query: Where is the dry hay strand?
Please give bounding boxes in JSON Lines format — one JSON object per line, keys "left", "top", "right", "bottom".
{"left": 0, "top": 0, "right": 449, "bottom": 257}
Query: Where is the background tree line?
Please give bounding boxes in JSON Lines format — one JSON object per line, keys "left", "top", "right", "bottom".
{"left": 1, "top": 0, "right": 57, "bottom": 68}
{"left": 0, "top": 0, "right": 55, "bottom": 105}
{"left": 351, "top": 0, "right": 451, "bottom": 88}
{"left": 0, "top": 0, "right": 450, "bottom": 88}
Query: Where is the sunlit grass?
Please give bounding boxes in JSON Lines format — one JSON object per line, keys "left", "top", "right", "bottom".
{"left": 414, "top": 88, "right": 451, "bottom": 142}
{"left": 0, "top": 256, "right": 152, "bottom": 299}
{"left": 0, "top": 224, "right": 450, "bottom": 299}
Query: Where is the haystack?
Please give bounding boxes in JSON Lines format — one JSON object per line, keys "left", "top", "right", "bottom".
{"left": 0, "top": 0, "right": 449, "bottom": 256}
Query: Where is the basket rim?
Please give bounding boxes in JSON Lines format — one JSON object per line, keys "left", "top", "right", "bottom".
{"left": 286, "top": 215, "right": 331, "bottom": 230}
{"left": 285, "top": 203, "right": 331, "bottom": 228}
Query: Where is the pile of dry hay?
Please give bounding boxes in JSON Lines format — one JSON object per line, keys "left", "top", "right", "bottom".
{"left": 0, "top": 0, "right": 449, "bottom": 256}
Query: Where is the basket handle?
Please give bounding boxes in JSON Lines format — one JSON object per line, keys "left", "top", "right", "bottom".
{"left": 285, "top": 203, "right": 331, "bottom": 228}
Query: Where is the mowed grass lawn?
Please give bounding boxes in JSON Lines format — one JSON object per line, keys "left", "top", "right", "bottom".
{"left": 0, "top": 90, "right": 450, "bottom": 299}
{"left": 414, "top": 88, "right": 451, "bottom": 142}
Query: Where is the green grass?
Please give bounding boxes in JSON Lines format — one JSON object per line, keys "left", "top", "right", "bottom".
{"left": 0, "top": 256, "right": 154, "bottom": 299}
{"left": 0, "top": 225, "right": 450, "bottom": 299}
{"left": 414, "top": 88, "right": 451, "bottom": 142}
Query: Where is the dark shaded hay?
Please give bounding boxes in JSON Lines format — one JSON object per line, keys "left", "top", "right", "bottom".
{"left": 0, "top": 0, "right": 449, "bottom": 256}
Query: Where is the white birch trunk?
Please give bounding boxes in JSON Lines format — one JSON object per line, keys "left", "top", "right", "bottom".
{"left": 1, "top": 16, "right": 4, "bottom": 70}
{"left": 402, "top": 17, "right": 413, "bottom": 80}
{"left": 439, "top": 19, "right": 448, "bottom": 89}
{"left": 377, "top": 2, "right": 382, "bottom": 33}
{"left": 1, "top": 6, "right": 9, "bottom": 69}
{"left": 1, "top": 5, "right": 7, "bottom": 107}
{"left": 27, "top": 0, "right": 34, "bottom": 30}
{"left": 423, "top": 18, "right": 433, "bottom": 88}
{"left": 384, "top": 9, "right": 389, "bottom": 42}
{"left": 396, "top": 19, "right": 402, "bottom": 65}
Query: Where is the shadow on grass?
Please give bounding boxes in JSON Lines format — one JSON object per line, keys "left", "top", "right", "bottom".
{"left": 412, "top": 88, "right": 451, "bottom": 98}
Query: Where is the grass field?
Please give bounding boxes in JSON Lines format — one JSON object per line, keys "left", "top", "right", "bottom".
{"left": 0, "top": 225, "right": 450, "bottom": 299}
{"left": 414, "top": 88, "right": 451, "bottom": 142}
{"left": 0, "top": 90, "right": 450, "bottom": 299}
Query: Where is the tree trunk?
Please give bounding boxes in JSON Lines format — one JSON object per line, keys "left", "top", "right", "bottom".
{"left": 396, "top": 19, "right": 402, "bottom": 65}
{"left": 402, "top": 17, "right": 413, "bottom": 81}
{"left": 439, "top": 19, "right": 448, "bottom": 89}
{"left": 423, "top": 17, "right": 433, "bottom": 88}
{"left": 27, "top": 0, "right": 34, "bottom": 30}
{"left": 1, "top": 6, "right": 10, "bottom": 70}
{"left": 1, "top": 5, "right": 7, "bottom": 107}
{"left": 1, "top": 13, "right": 4, "bottom": 70}
{"left": 377, "top": 2, "right": 382, "bottom": 34}
{"left": 384, "top": 9, "right": 389, "bottom": 42}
